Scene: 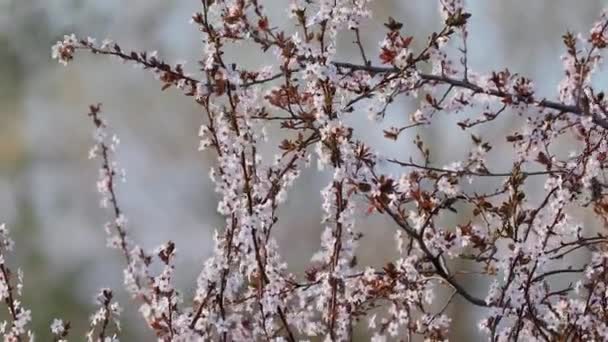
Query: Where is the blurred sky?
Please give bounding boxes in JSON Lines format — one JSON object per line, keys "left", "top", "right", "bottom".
{"left": 0, "top": 0, "right": 606, "bottom": 340}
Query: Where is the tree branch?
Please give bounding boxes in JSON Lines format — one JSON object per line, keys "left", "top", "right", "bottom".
{"left": 332, "top": 61, "right": 608, "bottom": 130}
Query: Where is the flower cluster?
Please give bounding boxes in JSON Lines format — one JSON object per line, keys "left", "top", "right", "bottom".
{"left": 86, "top": 289, "right": 122, "bottom": 342}
{"left": 0, "top": 224, "right": 32, "bottom": 341}
{"left": 50, "top": 318, "right": 70, "bottom": 342}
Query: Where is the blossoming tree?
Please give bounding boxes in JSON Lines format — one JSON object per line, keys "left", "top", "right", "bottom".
{"left": 2, "top": 0, "right": 607, "bottom": 340}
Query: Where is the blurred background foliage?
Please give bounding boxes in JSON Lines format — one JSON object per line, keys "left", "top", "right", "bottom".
{"left": 0, "top": 0, "right": 606, "bottom": 340}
